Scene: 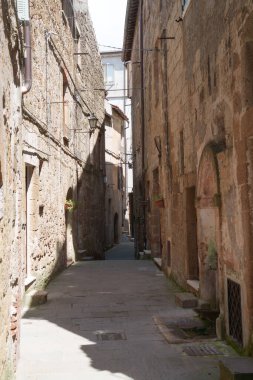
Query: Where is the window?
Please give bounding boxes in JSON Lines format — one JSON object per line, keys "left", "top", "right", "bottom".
{"left": 154, "top": 39, "right": 160, "bottom": 106}
{"left": 179, "top": 130, "right": 184, "bottom": 175}
{"left": 75, "top": 26, "right": 81, "bottom": 70}
{"left": 62, "top": 0, "right": 75, "bottom": 37}
{"left": 103, "top": 64, "right": 115, "bottom": 85}
{"left": 62, "top": 71, "right": 70, "bottom": 141}
{"left": 127, "top": 62, "right": 132, "bottom": 98}
{"left": 118, "top": 166, "right": 123, "bottom": 190}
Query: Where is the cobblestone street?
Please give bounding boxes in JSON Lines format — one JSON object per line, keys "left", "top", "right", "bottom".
{"left": 17, "top": 241, "right": 236, "bottom": 380}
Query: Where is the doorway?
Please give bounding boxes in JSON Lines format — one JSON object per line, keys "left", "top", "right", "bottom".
{"left": 65, "top": 188, "right": 75, "bottom": 265}
{"left": 186, "top": 186, "right": 199, "bottom": 280}
{"left": 25, "top": 165, "right": 34, "bottom": 276}
{"left": 114, "top": 213, "right": 119, "bottom": 244}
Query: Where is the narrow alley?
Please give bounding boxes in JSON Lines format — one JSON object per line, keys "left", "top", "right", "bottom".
{"left": 17, "top": 239, "right": 235, "bottom": 380}
{"left": 3, "top": 0, "right": 253, "bottom": 378}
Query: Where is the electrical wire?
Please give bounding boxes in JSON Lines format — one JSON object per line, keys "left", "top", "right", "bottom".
{"left": 43, "top": 0, "right": 104, "bottom": 118}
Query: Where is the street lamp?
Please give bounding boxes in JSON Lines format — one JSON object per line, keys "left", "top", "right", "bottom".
{"left": 88, "top": 113, "right": 98, "bottom": 133}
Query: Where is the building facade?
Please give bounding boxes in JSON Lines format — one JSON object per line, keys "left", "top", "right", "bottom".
{"left": 101, "top": 51, "right": 133, "bottom": 235}
{"left": 0, "top": 2, "right": 23, "bottom": 377}
{"left": 104, "top": 102, "right": 128, "bottom": 248}
{"left": 0, "top": 0, "right": 105, "bottom": 377}
{"left": 123, "top": 0, "right": 253, "bottom": 352}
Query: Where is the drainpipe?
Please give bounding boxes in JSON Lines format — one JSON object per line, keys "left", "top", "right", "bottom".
{"left": 22, "top": 20, "right": 32, "bottom": 94}
{"left": 140, "top": 0, "right": 146, "bottom": 249}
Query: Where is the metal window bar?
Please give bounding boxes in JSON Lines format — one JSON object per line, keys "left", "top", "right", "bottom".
{"left": 227, "top": 279, "right": 243, "bottom": 345}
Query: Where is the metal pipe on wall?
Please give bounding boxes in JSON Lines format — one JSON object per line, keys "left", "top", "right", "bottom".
{"left": 140, "top": 0, "right": 146, "bottom": 250}
{"left": 22, "top": 16, "right": 32, "bottom": 93}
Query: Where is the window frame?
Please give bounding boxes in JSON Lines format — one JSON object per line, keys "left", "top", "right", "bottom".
{"left": 103, "top": 63, "right": 115, "bottom": 85}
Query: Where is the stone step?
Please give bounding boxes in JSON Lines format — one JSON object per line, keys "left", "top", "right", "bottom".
{"left": 139, "top": 251, "right": 151, "bottom": 260}
{"left": 219, "top": 357, "right": 253, "bottom": 379}
{"left": 24, "top": 290, "right": 48, "bottom": 308}
{"left": 78, "top": 249, "right": 87, "bottom": 254}
{"left": 153, "top": 257, "right": 162, "bottom": 270}
{"left": 175, "top": 292, "right": 198, "bottom": 308}
{"left": 79, "top": 256, "right": 95, "bottom": 261}
{"left": 187, "top": 279, "right": 200, "bottom": 295}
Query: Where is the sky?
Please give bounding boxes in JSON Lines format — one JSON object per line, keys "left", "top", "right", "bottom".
{"left": 88, "top": 0, "right": 128, "bottom": 51}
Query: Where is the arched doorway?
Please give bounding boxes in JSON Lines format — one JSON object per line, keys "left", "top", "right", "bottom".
{"left": 114, "top": 213, "right": 119, "bottom": 244}
{"left": 196, "top": 146, "right": 220, "bottom": 309}
{"left": 65, "top": 188, "right": 75, "bottom": 265}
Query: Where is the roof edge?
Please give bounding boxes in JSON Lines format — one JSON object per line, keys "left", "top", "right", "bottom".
{"left": 122, "top": 0, "right": 139, "bottom": 62}
{"left": 112, "top": 104, "right": 129, "bottom": 121}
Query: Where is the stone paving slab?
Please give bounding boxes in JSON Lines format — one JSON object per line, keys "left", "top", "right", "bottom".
{"left": 16, "top": 244, "right": 238, "bottom": 380}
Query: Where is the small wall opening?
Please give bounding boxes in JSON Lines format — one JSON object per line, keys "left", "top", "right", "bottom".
{"left": 151, "top": 168, "right": 162, "bottom": 257}
{"left": 167, "top": 239, "right": 171, "bottom": 267}
{"left": 227, "top": 279, "right": 243, "bottom": 346}
{"left": 65, "top": 187, "right": 75, "bottom": 265}
{"left": 114, "top": 213, "right": 119, "bottom": 244}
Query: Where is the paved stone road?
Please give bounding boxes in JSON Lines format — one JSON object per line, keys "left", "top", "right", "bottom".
{"left": 105, "top": 239, "right": 135, "bottom": 260}
{"left": 17, "top": 241, "right": 235, "bottom": 380}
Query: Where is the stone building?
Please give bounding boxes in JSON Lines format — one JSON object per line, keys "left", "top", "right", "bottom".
{"left": 101, "top": 50, "right": 133, "bottom": 235}
{"left": 104, "top": 101, "right": 128, "bottom": 248}
{"left": 123, "top": 0, "right": 253, "bottom": 352}
{"left": 0, "top": 0, "right": 105, "bottom": 377}
{"left": 0, "top": 2, "right": 23, "bottom": 378}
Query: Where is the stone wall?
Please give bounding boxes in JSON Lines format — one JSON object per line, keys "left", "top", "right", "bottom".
{"left": 0, "top": 1, "right": 23, "bottom": 378}
{"left": 128, "top": 0, "right": 253, "bottom": 351}
{"left": 22, "top": 0, "right": 105, "bottom": 278}
{"left": 105, "top": 104, "right": 126, "bottom": 248}
{"left": 0, "top": 0, "right": 105, "bottom": 377}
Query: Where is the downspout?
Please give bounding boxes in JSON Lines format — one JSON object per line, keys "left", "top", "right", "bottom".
{"left": 123, "top": 64, "right": 128, "bottom": 234}
{"left": 140, "top": 0, "right": 146, "bottom": 249}
{"left": 22, "top": 18, "right": 32, "bottom": 94}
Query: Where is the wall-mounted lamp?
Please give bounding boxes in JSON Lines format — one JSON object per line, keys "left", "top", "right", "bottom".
{"left": 88, "top": 113, "right": 98, "bottom": 133}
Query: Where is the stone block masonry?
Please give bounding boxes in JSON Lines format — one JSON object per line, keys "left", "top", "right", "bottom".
{"left": 0, "top": 1, "right": 23, "bottom": 378}
{"left": 123, "top": 0, "right": 253, "bottom": 353}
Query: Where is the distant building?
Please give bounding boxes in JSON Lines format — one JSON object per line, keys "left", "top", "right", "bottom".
{"left": 101, "top": 51, "right": 133, "bottom": 236}
{"left": 104, "top": 102, "right": 128, "bottom": 247}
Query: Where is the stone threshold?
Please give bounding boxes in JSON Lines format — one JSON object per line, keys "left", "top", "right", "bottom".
{"left": 153, "top": 257, "right": 162, "bottom": 270}
{"left": 187, "top": 279, "right": 200, "bottom": 295}
{"left": 24, "top": 276, "right": 36, "bottom": 291}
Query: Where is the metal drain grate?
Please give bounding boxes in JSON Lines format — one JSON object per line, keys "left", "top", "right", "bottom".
{"left": 96, "top": 332, "right": 126, "bottom": 341}
{"left": 183, "top": 344, "right": 223, "bottom": 356}
{"left": 227, "top": 279, "right": 243, "bottom": 345}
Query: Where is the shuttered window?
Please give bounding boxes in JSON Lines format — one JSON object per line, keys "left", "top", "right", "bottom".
{"left": 16, "top": 0, "right": 29, "bottom": 20}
